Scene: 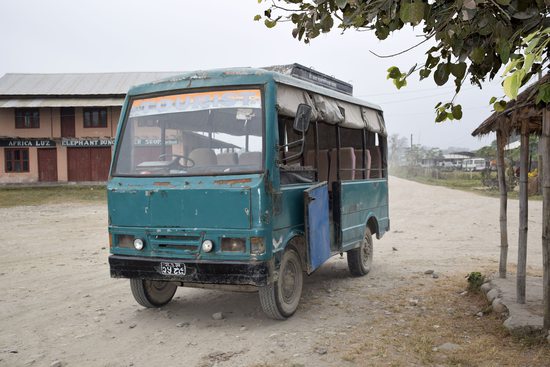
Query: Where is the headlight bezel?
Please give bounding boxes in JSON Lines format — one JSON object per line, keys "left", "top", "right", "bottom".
{"left": 220, "top": 237, "right": 246, "bottom": 253}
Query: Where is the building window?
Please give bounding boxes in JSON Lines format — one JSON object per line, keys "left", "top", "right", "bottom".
{"left": 5, "top": 148, "right": 29, "bottom": 172}
{"left": 15, "top": 108, "right": 40, "bottom": 128}
{"left": 83, "top": 108, "right": 108, "bottom": 128}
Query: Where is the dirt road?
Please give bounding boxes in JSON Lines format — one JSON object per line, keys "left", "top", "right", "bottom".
{"left": 0, "top": 177, "right": 544, "bottom": 367}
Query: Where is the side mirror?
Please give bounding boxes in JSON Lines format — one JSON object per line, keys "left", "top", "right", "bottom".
{"left": 293, "top": 104, "right": 312, "bottom": 133}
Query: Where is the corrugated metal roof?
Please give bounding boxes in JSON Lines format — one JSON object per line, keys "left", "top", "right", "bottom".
{"left": 0, "top": 98, "right": 125, "bottom": 108}
{"left": 0, "top": 72, "right": 181, "bottom": 96}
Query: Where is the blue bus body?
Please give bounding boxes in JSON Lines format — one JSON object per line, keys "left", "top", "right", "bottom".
{"left": 108, "top": 66, "right": 389, "bottom": 318}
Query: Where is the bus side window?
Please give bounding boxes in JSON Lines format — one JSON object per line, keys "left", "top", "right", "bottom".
{"left": 277, "top": 114, "right": 315, "bottom": 167}
{"left": 337, "top": 127, "right": 367, "bottom": 181}
{"left": 367, "top": 133, "right": 387, "bottom": 179}
{"left": 277, "top": 114, "right": 318, "bottom": 185}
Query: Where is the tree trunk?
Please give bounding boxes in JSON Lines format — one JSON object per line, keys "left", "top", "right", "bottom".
{"left": 542, "top": 107, "right": 550, "bottom": 329}
{"left": 497, "top": 130, "right": 509, "bottom": 279}
{"left": 517, "top": 123, "right": 529, "bottom": 304}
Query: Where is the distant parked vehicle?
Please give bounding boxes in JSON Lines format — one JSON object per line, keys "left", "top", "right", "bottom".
{"left": 438, "top": 161, "right": 455, "bottom": 171}
{"left": 463, "top": 158, "right": 487, "bottom": 172}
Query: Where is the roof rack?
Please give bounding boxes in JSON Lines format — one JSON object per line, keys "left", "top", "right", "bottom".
{"left": 263, "top": 63, "right": 353, "bottom": 96}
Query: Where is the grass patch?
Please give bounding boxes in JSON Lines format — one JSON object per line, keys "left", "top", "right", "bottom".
{"left": 391, "top": 168, "right": 542, "bottom": 201}
{"left": 0, "top": 185, "right": 106, "bottom": 207}
{"left": 333, "top": 275, "right": 550, "bottom": 366}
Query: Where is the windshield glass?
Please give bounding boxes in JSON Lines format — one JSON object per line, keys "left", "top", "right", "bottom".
{"left": 113, "top": 89, "right": 263, "bottom": 176}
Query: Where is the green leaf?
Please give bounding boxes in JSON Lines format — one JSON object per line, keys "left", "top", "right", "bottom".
{"left": 522, "top": 53, "right": 535, "bottom": 74}
{"left": 435, "top": 110, "right": 448, "bottom": 123}
{"left": 497, "top": 40, "right": 511, "bottom": 63}
{"left": 494, "top": 100, "right": 507, "bottom": 112}
{"left": 419, "top": 68, "right": 431, "bottom": 80}
{"left": 375, "top": 23, "right": 390, "bottom": 40}
{"left": 502, "top": 59, "right": 520, "bottom": 75}
{"left": 523, "top": 30, "right": 539, "bottom": 44}
{"left": 489, "top": 96, "right": 497, "bottom": 104}
{"left": 503, "top": 73, "right": 520, "bottom": 99}
{"left": 452, "top": 104, "right": 463, "bottom": 120}
{"left": 254, "top": 14, "right": 262, "bottom": 21}
{"left": 387, "top": 66, "right": 401, "bottom": 79}
{"left": 264, "top": 19, "right": 277, "bottom": 28}
{"left": 525, "top": 37, "right": 540, "bottom": 53}
{"left": 394, "top": 78, "right": 407, "bottom": 89}
{"left": 399, "top": 0, "right": 425, "bottom": 25}
{"left": 320, "top": 14, "right": 334, "bottom": 31}
{"left": 449, "top": 62, "right": 467, "bottom": 80}
{"left": 470, "top": 47, "right": 485, "bottom": 64}
{"left": 434, "top": 64, "right": 450, "bottom": 86}
{"left": 535, "top": 82, "right": 550, "bottom": 104}
{"left": 425, "top": 54, "right": 439, "bottom": 68}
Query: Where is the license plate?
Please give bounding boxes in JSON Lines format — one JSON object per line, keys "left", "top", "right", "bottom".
{"left": 160, "top": 262, "right": 186, "bottom": 276}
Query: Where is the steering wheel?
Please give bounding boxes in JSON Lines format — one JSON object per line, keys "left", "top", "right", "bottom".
{"left": 159, "top": 154, "right": 195, "bottom": 168}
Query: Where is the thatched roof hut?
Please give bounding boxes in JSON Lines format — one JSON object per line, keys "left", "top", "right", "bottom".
{"left": 471, "top": 74, "right": 550, "bottom": 329}
{"left": 472, "top": 74, "right": 548, "bottom": 138}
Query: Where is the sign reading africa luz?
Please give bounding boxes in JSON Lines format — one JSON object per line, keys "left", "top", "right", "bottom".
{"left": 0, "top": 139, "right": 56, "bottom": 147}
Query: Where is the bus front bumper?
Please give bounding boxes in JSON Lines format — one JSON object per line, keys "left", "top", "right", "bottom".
{"left": 109, "top": 255, "right": 270, "bottom": 286}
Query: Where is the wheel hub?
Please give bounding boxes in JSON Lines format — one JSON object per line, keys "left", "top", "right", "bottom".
{"left": 281, "top": 262, "right": 297, "bottom": 302}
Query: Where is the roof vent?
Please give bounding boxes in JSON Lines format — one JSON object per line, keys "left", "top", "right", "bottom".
{"left": 263, "top": 63, "right": 353, "bottom": 96}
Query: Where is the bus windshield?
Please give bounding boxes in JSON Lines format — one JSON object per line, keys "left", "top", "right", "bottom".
{"left": 113, "top": 89, "right": 263, "bottom": 177}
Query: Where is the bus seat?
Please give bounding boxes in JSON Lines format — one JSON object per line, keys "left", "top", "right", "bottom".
{"left": 355, "top": 149, "right": 372, "bottom": 179}
{"left": 329, "top": 147, "right": 356, "bottom": 187}
{"left": 369, "top": 147, "right": 382, "bottom": 178}
{"left": 189, "top": 148, "right": 217, "bottom": 167}
{"left": 305, "top": 149, "right": 330, "bottom": 182}
{"left": 239, "top": 152, "right": 262, "bottom": 166}
{"left": 217, "top": 152, "right": 238, "bottom": 165}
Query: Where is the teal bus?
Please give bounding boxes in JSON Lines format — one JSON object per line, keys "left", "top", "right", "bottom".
{"left": 108, "top": 64, "right": 389, "bottom": 319}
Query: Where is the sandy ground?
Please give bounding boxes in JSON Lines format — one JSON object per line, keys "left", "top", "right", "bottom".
{"left": 0, "top": 177, "right": 544, "bottom": 367}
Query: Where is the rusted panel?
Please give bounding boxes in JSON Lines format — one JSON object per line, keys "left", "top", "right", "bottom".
{"left": 214, "top": 178, "right": 252, "bottom": 185}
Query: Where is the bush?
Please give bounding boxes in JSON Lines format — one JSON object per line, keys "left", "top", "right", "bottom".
{"left": 466, "top": 272, "right": 485, "bottom": 292}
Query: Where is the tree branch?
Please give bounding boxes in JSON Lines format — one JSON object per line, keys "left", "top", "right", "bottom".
{"left": 369, "top": 34, "right": 434, "bottom": 58}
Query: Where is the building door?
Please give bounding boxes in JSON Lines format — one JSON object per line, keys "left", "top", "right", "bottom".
{"left": 38, "top": 148, "right": 58, "bottom": 182}
{"left": 60, "top": 107, "right": 75, "bottom": 138}
{"left": 90, "top": 147, "right": 112, "bottom": 181}
{"left": 67, "top": 147, "right": 111, "bottom": 181}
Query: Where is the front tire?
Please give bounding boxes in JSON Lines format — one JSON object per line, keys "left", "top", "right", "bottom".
{"left": 259, "top": 248, "right": 303, "bottom": 320}
{"left": 130, "top": 279, "right": 177, "bottom": 308}
{"left": 347, "top": 227, "right": 373, "bottom": 276}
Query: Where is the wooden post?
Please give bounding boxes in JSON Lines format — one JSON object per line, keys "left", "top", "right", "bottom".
{"left": 517, "top": 122, "right": 529, "bottom": 304}
{"left": 497, "top": 129, "right": 509, "bottom": 278}
{"left": 542, "top": 106, "right": 550, "bottom": 329}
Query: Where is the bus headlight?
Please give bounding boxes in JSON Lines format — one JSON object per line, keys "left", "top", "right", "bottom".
{"left": 133, "top": 238, "right": 144, "bottom": 250}
{"left": 221, "top": 238, "right": 246, "bottom": 252}
{"left": 250, "top": 237, "right": 265, "bottom": 255}
{"left": 202, "top": 239, "right": 214, "bottom": 253}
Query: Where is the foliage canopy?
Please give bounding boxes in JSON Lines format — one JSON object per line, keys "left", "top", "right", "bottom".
{"left": 258, "top": 0, "right": 550, "bottom": 121}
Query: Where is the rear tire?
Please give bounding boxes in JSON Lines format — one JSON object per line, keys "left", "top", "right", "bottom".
{"left": 347, "top": 227, "right": 373, "bottom": 276}
{"left": 130, "top": 279, "right": 177, "bottom": 308}
{"left": 259, "top": 248, "right": 303, "bottom": 320}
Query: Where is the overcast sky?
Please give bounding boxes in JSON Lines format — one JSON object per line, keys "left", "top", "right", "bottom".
{"left": 0, "top": 0, "right": 504, "bottom": 150}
